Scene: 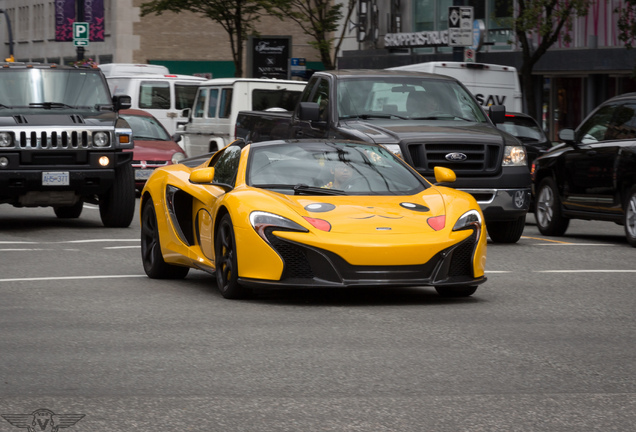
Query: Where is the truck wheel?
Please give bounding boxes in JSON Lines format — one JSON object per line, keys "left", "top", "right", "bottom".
{"left": 54, "top": 200, "right": 83, "bottom": 219}
{"left": 535, "top": 177, "right": 569, "bottom": 236}
{"left": 487, "top": 216, "right": 526, "bottom": 243}
{"left": 624, "top": 186, "right": 636, "bottom": 247}
{"left": 99, "top": 163, "right": 136, "bottom": 228}
{"left": 435, "top": 286, "right": 477, "bottom": 297}
{"left": 141, "top": 198, "right": 190, "bottom": 279}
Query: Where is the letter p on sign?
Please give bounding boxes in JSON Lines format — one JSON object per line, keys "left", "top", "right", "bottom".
{"left": 73, "top": 22, "right": 89, "bottom": 46}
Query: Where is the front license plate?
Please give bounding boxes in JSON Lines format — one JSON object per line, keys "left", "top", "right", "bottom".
{"left": 42, "top": 171, "right": 70, "bottom": 186}
{"left": 135, "top": 169, "right": 155, "bottom": 181}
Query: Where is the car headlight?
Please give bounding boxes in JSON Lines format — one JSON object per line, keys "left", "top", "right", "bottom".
{"left": 0, "top": 132, "right": 13, "bottom": 147}
{"left": 453, "top": 209, "right": 482, "bottom": 232}
{"left": 249, "top": 211, "right": 308, "bottom": 242}
{"left": 381, "top": 144, "right": 403, "bottom": 158}
{"left": 93, "top": 131, "right": 110, "bottom": 147}
{"left": 502, "top": 145, "right": 527, "bottom": 166}
{"left": 171, "top": 152, "right": 186, "bottom": 164}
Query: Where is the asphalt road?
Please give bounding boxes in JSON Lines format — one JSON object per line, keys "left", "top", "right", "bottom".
{"left": 1, "top": 201, "right": 635, "bottom": 431}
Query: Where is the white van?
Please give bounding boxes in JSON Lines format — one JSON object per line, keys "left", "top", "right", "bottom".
{"left": 388, "top": 61, "right": 522, "bottom": 112}
{"left": 103, "top": 67, "right": 206, "bottom": 136}
{"left": 180, "top": 78, "right": 306, "bottom": 157}
{"left": 99, "top": 63, "right": 170, "bottom": 76}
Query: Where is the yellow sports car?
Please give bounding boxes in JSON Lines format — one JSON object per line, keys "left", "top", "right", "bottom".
{"left": 140, "top": 139, "right": 487, "bottom": 299}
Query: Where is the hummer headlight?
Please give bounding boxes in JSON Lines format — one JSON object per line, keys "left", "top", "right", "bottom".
{"left": 93, "top": 131, "right": 110, "bottom": 147}
{"left": 0, "top": 132, "right": 13, "bottom": 147}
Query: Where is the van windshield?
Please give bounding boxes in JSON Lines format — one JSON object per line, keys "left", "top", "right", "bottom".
{"left": 0, "top": 69, "right": 111, "bottom": 111}
{"left": 337, "top": 77, "right": 487, "bottom": 122}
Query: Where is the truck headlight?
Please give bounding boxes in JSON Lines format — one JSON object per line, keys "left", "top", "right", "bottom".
{"left": 502, "top": 145, "right": 527, "bottom": 166}
{"left": 0, "top": 132, "right": 13, "bottom": 147}
{"left": 93, "top": 132, "right": 110, "bottom": 147}
{"left": 381, "top": 144, "right": 403, "bottom": 158}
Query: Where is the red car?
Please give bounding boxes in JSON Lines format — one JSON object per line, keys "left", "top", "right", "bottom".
{"left": 120, "top": 109, "right": 186, "bottom": 190}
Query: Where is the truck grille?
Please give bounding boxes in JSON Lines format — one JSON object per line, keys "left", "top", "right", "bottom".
{"left": 408, "top": 142, "right": 501, "bottom": 175}
{"left": 17, "top": 130, "right": 109, "bottom": 149}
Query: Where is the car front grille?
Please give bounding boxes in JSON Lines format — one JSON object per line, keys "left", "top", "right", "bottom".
{"left": 407, "top": 142, "right": 501, "bottom": 175}
{"left": 14, "top": 130, "right": 111, "bottom": 150}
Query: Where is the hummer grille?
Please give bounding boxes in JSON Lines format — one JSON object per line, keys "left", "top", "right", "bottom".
{"left": 15, "top": 130, "right": 111, "bottom": 150}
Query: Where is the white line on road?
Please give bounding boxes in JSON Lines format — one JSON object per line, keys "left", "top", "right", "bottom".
{"left": 0, "top": 239, "right": 138, "bottom": 244}
{"left": 0, "top": 275, "right": 147, "bottom": 283}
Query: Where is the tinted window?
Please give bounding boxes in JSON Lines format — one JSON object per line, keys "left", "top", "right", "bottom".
{"left": 175, "top": 83, "right": 200, "bottom": 110}
{"left": 578, "top": 102, "right": 636, "bottom": 143}
{"left": 213, "top": 144, "right": 242, "bottom": 186}
{"left": 193, "top": 88, "right": 208, "bottom": 118}
{"left": 207, "top": 88, "right": 219, "bottom": 118}
{"left": 497, "top": 115, "right": 546, "bottom": 141}
{"left": 121, "top": 113, "right": 171, "bottom": 141}
{"left": 310, "top": 79, "right": 329, "bottom": 121}
{"left": 252, "top": 89, "right": 302, "bottom": 111}
{"left": 219, "top": 88, "right": 232, "bottom": 118}
{"left": 138, "top": 81, "right": 170, "bottom": 109}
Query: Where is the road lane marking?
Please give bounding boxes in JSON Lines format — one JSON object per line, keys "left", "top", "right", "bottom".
{"left": 0, "top": 239, "right": 138, "bottom": 244}
{"left": 521, "top": 236, "right": 573, "bottom": 244}
{"left": 0, "top": 275, "right": 147, "bottom": 283}
{"left": 536, "top": 270, "right": 636, "bottom": 273}
{"left": 104, "top": 246, "right": 141, "bottom": 249}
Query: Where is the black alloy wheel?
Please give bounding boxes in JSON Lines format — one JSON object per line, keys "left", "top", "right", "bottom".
{"left": 215, "top": 214, "right": 250, "bottom": 299}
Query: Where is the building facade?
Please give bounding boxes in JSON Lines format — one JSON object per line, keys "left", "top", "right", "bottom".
{"left": 338, "top": 0, "right": 636, "bottom": 140}
{"left": 0, "top": 0, "right": 325, "bottom": 78}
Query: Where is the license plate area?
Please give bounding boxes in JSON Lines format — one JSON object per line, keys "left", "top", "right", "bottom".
{"left": 135, "top": 169, "right": 154, "bottom": 181}
{"left": 42, "top": 171, "right": 70, "bottom": 186}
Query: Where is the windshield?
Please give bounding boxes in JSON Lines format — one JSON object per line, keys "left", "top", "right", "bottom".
{"left": 121, "top": 113, "right": 171, "bottom": 141}
{"left": 497, "top": 115, "right": 547, "bottom": 141}
{"left": 248, "top": 141, "right": 427, "bottom": 195}
{"left": 337, "top": 76, "right": 487, "bottom": 122}
{"left": 0, "top": 69, "right": 112, "bottom": 111}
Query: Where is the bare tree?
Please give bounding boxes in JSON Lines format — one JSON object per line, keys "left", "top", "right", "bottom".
{"left": 501, "top": 0, "right": 591, "bottom": 119}
{"left": 140, "top": 0, "right": 277, "bottom": 77}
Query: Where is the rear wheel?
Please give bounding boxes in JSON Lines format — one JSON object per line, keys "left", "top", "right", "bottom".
{"left": 624, "top": 186, "right": 636, "bottom": 247}
{"left": 487, "top": 216, "right": 526, "bottom": 243}
{"left": 535, "top": 177, "right": 569, "bottom": 236}
{"left": 99, "top": 162, "right": 136, "bottom": 228}
{"left": 435, "top": 286, "right": 478, "bottom": 297}
{"left": 54, "top": 199, "right": 83, "bottom": 219}
{"left": 141, "top": 198, "right": 189, "bottom": 279}
{"left": 215, "top": 214, "right": 250, "bottom": 299}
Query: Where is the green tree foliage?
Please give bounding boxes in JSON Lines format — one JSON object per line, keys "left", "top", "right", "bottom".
{"left": 499, "top": 0, "right": 591, "bottom": 120}
{"left": 139, "top": 0, "right": 277, "bottom": 77}
{"left": 616, "top": 0, "right": 636, "bottom": 49}
{"left": 270, "top": 0, "right": 354, "bottom": 70}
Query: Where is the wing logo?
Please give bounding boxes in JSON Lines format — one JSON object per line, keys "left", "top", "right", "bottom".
{"left": 2, "top": 409, "right": 85, "bottom": 432}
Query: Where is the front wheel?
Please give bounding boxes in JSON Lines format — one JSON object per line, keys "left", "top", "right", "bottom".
{"left": 624, "top": 186, "right": 636, "bottom": 247}
{"left": 99, "top": 162, "right": 136, "bottom": 228}
{"left": 487, "top": 216, "right": 526, "bottom": 243}
{"left": 215, "top": 214, "right": 250, "bottom": 299}
{"left": 54, "top": 199, "right": 83, "bottom": 219}
{"left": 435, "top": 286, "right": 478, "bottom": 297}
{"left": 535, "top": 177, "right": 569, "bottom": 236}
{"left": 141, "top": 198, "right": 189, "bottom": 279}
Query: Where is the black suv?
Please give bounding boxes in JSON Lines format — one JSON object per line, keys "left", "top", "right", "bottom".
{"left": 531, "top": 93, "right": 636, "bottom": 247}
{"left": 0, "top": 62, "right": 135, "bottom": 227}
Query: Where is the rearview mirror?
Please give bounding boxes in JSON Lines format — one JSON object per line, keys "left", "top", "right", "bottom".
{"left": 488, "top": 105, "right": 505, "bottom": 124}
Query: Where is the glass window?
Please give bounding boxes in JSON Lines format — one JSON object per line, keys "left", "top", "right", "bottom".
{"left": 578, "top": 103, "right": 636, "bottom": 143}
{"left": 252, "top": 89, "right": 302, "bottom": 111}
{"left": 175, "top": 83, "right": 200, "bottom": 110}
{"left": 121, "top": 113, "right": 171, "bottom": 141}
{"left": 138, "top": 81, "right": 170, "bottom": 109}
{"left": 310, "top": 79, "right": 330, "bottom": 121}
{"left": 207, "top": 88, "right": 219, "bottom": 118}
{"left": 193, "top": 88, "right": 208, "bottom": 118}
{"left": 219, "top": 88, "right": 232, "bottom": 118}
{"left": 213, "top": 144, "right": 242, "bottom": 186}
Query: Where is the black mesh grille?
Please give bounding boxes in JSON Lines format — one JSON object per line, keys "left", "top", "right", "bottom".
{"left": 266, "top": 233, "right": 315, "bottom": 279}
{"left": 448, "top": 232, "right": 478, "bottom": 277}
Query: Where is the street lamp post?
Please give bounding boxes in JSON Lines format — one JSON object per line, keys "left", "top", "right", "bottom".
{"left": 0, "top": 9, "right": 15, "bottom": 62}
{"left": 76, "top": 0, "right": 85, "bottom": 61}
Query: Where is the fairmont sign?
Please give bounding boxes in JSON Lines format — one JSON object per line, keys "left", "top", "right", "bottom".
{"left": 384, "top": 30, "right": 449, "bottom": 48}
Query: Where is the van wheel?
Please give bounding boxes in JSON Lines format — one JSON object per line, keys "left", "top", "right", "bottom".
{"left": 624, "top": 186, "right": 636, "bottom": 247}
{"left": 487, "top": 216, "right": 525, "bottom": 243}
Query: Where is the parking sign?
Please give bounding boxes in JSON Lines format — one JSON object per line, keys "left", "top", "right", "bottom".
{"left": 73, "top": 22, "right": 89, "bottom": 46}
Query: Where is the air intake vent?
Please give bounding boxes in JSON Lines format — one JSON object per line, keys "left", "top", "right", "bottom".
{"left": 69, "top": 114, "right": 85, "bottom": 124}
{"left": 13, "top": 115, "right": 28, "bottom": 124}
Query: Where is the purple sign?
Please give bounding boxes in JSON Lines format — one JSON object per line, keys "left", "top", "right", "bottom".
{"left": 55, "top": 1, "right": 105, "bottom": 42}
{"left": 85, "top": 0, "right": 105, "bottom": 42}
{"left": 55, "top": 0, "right": 75, "bottom": 42}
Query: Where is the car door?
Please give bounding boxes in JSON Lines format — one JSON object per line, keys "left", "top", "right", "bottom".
{"left": 563, "top": 102, "right": 636, "bottom": 213}
{"left": 291, "top": 77, "right": 330, "bottom": 139}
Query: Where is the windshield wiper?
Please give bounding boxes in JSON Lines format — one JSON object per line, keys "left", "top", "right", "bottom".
{"left": 252, "top": 183, "right": 347, "bottom": 195}
{"left": 0, "top": 103, "right": 11, "bottom": 109}
{"left": 29, "top": 102, "right": 75, "bottom": 109}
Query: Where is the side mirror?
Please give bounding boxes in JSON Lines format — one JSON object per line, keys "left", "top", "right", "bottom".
{"left": 434, "top": 166, "right": 456, "bottom": 184}
{"left": 558, "top": 128, "right": 575, "bottom": 143}
{"left": 181, "top": 108, "right": 191, "bottom": 118}
{"left": 172, "top": 132, "right": 183, "bottom": 143}
{"left": 189, "top": 167, "right": 215, "bottom": 184}
{"left": 488, "top": 105, "right": 506, "bottom": 124}
{"left": 298, "top": 102, "right": 320, "bottom": 122}
{"left": 113, "top": 95, "right": 132, "bottom": 111}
